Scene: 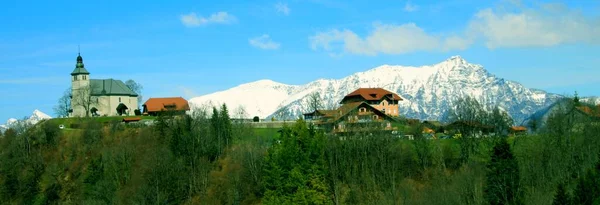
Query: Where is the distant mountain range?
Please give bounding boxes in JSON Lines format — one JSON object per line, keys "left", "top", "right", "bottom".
{"left": 189, "top": 56, "right": 578, "bottom": 124}
{"left": 0, "top": 110, "right": 52, "bottom": 133}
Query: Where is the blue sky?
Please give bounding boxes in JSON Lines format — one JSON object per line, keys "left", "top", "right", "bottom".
{"left": 0, "top": 0, "right": 599, "bottom": 120}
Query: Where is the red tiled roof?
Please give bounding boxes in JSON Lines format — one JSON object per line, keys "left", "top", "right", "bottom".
{"left": 342, "top": 88, "right": 403, "bottom": 102}
{"left": 144, "top": 97, "right": 190, "bottom": 112}
{"left": 576, "top": 106, "right": 600, "bottom": 118}
{"left": 511, "top": 126, "right": 527, "bottom": 132}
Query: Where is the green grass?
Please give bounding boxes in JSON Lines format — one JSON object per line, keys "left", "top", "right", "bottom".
{"left": 252, "top": 128, "right": 280, "bottom": 140}
{"left": 49, "top": 116, "right": 156, "bottom": 127}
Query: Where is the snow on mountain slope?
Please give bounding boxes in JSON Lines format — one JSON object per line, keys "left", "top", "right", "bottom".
{"left": 0, "top": 110, "right": 52, "bottom": 133}
{"left": 188, "top": 56, "right": 565, "bottom": 123}
{"left": 188, "top": 80, "right": 300, "bottom": 118}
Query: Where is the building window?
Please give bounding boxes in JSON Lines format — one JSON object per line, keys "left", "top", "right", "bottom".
{"left": 74, "top": 76, "right": 77, "bottom": 81}
{"left": 359, "top": 108, "right": 366, "bottom": 113}
{"left": 382, "top": 108, "right": 386, "bottom": 113}
{"left": 119, "top": 97, "right": 121, "bottom": 102}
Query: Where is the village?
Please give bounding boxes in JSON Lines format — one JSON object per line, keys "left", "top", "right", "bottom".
{"left": 62, "top": 53, "right": 600, "bottom": 139}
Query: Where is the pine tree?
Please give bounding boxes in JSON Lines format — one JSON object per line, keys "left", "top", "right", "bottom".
{"left": 220, "top": 103, "right": 232, "bottom": 147}
{"left": 572, "top": 157, "right": 600, "bottom": 205}
{"left": 553, "top": 183, "right": 571, "bottom": 205}
{"left": 484, "top": 138, "right": 522, "bottom": 205}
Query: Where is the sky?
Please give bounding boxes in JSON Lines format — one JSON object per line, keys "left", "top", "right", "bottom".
{"left": 0, "top": 0, "right": 599, "bottom": 121}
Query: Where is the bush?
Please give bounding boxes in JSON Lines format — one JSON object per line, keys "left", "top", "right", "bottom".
{"left": 134, "top": 109, "right": 141, "bottom": 116}
{"left": 253, "top": 116, "right": 260, "bottom": 122}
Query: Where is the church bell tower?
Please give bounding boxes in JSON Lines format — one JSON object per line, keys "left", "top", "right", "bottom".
{"left": 70, "top": 52, "right": 91, "bottom": 117}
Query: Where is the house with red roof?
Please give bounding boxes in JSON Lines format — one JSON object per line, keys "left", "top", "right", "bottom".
{"left": 143, "top": 97, "right": 190, "bottom": 116}
{"left": 305, "top": 88, "right": 401, "bottom": 134}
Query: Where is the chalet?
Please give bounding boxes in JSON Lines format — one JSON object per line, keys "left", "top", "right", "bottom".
{"left": 303, "top": 110, "right": 336, "bottom": 121}
{"left": 575, "top": 105, "right": 600, "bottom": 120}
{"left": 423, "top": 120, "right": 444, "bottom": 133}
{"left": 339, "top": 88, "right": 403, "bottom": 116}
{"left": 317, "top": 102, "right": 397, "bottom": 134}
{"left": 510, "top": 126, "right": 527, "bottom": 135}
{"left": 143, "top": 97, "right": 190, "bottom": 116}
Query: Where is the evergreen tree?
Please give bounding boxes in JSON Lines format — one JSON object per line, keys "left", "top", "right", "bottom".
{"left": 262, "top": 120, "right": 331, "bottom": 204}
{"left": 553, "top": 183, "right": 571, "bottom": 205}
{"left": 220, "top": 103, "right": 232, "bottom": 147}
{"left": 484, "top": 138, "right": 522, "bottom": 205}
{"left": 572, "top": 160, "right": 600, "bottom": 205}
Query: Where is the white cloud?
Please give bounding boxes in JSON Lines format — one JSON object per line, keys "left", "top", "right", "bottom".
{"left": 249, "top": 35, "right": 281, "bottom": 50}
{"left": 180, "top": 12, "right": 237, "bottom": 27}
{"left": 310, "top": 2, "right": 600, "bottom": 55}
{"left": 275, "top": 2, "right": 290, "bottom": 15}
{"left": 467, "top": 4, "right": 600, "bottom": 49}
{"left": 310, "top": 23, "right": 471, "bottom": 56}
{"left": 403, "top": 2, "right": 418, "bottom": 12}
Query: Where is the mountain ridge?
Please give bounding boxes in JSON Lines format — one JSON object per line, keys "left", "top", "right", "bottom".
{"left": 0, "top": 109, "right": 52, "bottom": 133}
{"left": 188, "top": 56, "right": 568, "bottom": 124}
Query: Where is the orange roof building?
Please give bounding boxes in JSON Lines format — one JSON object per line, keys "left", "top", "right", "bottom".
{"left": 143, "top": 97, "right": 190, "bottom": 116}
{"left": 340, "top": 88, "right": 403, "bottom": 117}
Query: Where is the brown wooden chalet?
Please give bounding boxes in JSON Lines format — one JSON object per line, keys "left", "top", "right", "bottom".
{"left": 316, "top": 102, "right": 397, "bottom": 134}
{"left": 303, "top": 110, "right": 336, "bottom": 121}
{"left": 339, "top": 88, "right": 403, "bottom": 116}
{"left": 303, "top": 88, "right": 403, "bottom": 134}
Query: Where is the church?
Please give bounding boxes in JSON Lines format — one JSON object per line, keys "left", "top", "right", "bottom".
{"left": 70, "top": 53, "right": 138, "bottom": 117}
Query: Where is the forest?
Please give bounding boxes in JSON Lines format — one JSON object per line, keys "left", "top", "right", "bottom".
{"left": 1, "top": 98, "right": 600, "bottom": 205}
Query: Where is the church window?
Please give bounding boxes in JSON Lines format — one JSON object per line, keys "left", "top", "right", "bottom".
{"left": 119, "top": 97, "right": 121, "bottom": 102}
{"left": 74, "top": 76, "right": 77, "bottom": 81}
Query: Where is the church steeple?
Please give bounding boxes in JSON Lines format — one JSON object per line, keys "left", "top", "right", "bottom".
{"left": 71, "top": 52, "right": 90, "bottom": 76}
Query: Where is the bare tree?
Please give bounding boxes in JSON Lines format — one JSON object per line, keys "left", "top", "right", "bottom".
{"left": 125, "top": 79, "right": 143, "bottom": 108}
{"left": 53, "top": 88, "right": 71, "bottom": 117}
{"left": 72, "top": 84, "right": 102, "bottom": 117}
{"left": 307, "top": 91, "right": 323, "bottom": 112}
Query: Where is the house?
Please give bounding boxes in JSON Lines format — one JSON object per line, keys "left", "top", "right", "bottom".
{"left": 70, "top": 53, "right": 138, "bottom": 117}
{"left": 143, "top": 97, "right": 190, "bottom": 116}
{"left": 303, "top": 110, "right": 336, "bottom": 121}
{"left": 423, "top": 120, "right": 444, "bottom": 133}
{"left": 339, "top": 88, "right": 403, "bottom": 116}
{"left": 317, "top": 102, "right": 397, "bottom": 134}
{"left": 510, "top": 126, "right": 527, "bottom": 135}
{"left": 575, "top": 105, "right": 600, "bottom": 120}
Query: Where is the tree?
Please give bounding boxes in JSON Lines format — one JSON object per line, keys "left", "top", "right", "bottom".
{"left": 484, "top": 138, "right": 522, "bottom": 205}
{"left": 53, "top": 88, "right": 71, "bottom": 117}
{"left": 307, "top": 92, "right": 323, "bottom": 113}
{"left": 487, "top": 107, "right": 513, "bottom": 136}
{"left": 553, "top": 183, "right": 571, "bottom": 205}
{"left": 253, "top": 116, "right": 260, "bottom": 122}
{"left": 72, "top": 84, "right": 101, "bottom": 117}
{"left": 448, "top": 96, "right": 487, "bottom": 162}
{"left": 125, "top": 79, "right": 143, "bottom": 108}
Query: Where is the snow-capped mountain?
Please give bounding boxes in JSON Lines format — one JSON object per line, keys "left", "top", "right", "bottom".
{"left": 189, "top": 56, "right": 564, "bottom": 124}
{"left": 0, "top": 109, "right": 52, "bottom": 133}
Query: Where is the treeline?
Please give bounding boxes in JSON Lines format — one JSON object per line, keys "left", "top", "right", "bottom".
{"left": 1, "top": 99, "right": 600, "bottom": 204}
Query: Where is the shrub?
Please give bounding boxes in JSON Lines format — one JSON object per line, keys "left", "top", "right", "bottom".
{"left": 134, "top": 109, "right": 142, "bottom": 116}
{"left": 253, "top": 116, "right": 260, "bottom": 122}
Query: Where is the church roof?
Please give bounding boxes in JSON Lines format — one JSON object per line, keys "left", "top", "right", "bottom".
{"left": 71, "top": 54, "right": 90, "bottom": 76}
{"left": 90, "top": 79, "right": 138, "bottom": 97}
